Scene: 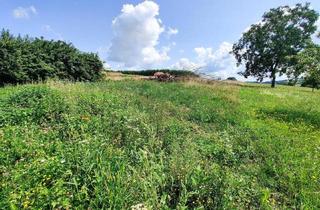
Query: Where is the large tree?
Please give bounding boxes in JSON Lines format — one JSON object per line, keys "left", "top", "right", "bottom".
{"left": 232, "top": 3, "right": 319, "bottom": 87}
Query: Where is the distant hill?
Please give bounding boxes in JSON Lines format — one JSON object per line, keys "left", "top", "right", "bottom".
{"left": 262, "top": 80, "right": 289, "bottom": 85}
{"left": 247, "top": 79, "right": 304, "bottom": 86}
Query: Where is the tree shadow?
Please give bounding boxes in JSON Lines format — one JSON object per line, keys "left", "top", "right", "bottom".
{"left": 258, "top": 108, "right": 320, "bottom": 128}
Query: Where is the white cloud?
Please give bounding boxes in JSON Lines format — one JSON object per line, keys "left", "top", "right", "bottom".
{"left": 171, "top": 58, "right": 200, "bottom": 70}
{"left": 42, "top": 25, "right": 63, "bottom": 40}
{"left": 312, "top": 19, "right": 320, "bottom": 42}
{"left": 160, "top": 42, "right": 176, "bottom": 56}
{"left": 13, "top": 6, "right": 37, "bottom": 19}
{"left": 172, "top": 42, "right": 243, "bottom": 80}
{"left": 316, "top": 18, "right": 320, "bottom": 33}
{"left": 108, "top": 0, "right": 169, "bottom": 68}
{"left": 103, "top": 62, "right": 111, "bottom": 69}
{"left": 194, "top": 42, "right": 242, "bottom": 79}
{"left": 167, "top": 27, "right": 178, "bottom": 37}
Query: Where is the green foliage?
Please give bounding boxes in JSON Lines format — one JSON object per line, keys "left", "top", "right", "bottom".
{"left": 232, "top": 3, "right": 319, "bottom": 87}
{"left": 0, "top": 81, "right": 319, "bottom": 209}
{"left": 0, "top": 30, "right": 103, "bottom": 85}
{"left": 292, "top": 44, "right": 320, "bottom": 91}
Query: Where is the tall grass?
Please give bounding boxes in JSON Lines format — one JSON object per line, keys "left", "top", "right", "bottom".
{"left": 0, "top": 80, "right": 319, "bottom": 209}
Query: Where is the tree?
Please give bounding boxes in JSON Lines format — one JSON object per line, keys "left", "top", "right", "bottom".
{"left": 226, "top": 77, "right": 237, "bottom": 81}
{"left": 232, "top": 3, "right": 319, "bottom": 88}
{"left": 294, "top": 44, "right": 320, "bottom": 91}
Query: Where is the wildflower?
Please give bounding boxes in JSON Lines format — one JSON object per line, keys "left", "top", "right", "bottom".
{"left": 80, "top": 115, "right": 90, "bottom": 121}
{"left": 23, "top": 200, "right": 30, "bottom": 208}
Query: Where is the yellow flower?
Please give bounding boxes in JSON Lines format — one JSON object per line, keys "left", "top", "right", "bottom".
{"left": 23, "top": 200, "right": 30, "bottom": 208}
{"left": 80, "top": 115, "right": 90, "bottom": 121}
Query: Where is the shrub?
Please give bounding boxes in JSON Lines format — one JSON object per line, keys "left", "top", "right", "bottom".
{"left": 226, "top": 77, "right": 237, "bottom": 81}
{"left": 0, "top": 29, "right": 103, "bottom": 85}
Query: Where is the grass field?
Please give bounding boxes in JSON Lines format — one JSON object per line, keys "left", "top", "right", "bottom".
{"left": 0, "top": 79, "right": 319, "bottom": 209}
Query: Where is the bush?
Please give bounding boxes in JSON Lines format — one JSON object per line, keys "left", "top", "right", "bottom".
{"left": 226, "top": 77, "right": 237, "bottom": 81}
{"left": 0, "top": 29, "right": 103, "bottom": 85}
{"left": 301, "top": 77, "right": 320, "bottom": 90}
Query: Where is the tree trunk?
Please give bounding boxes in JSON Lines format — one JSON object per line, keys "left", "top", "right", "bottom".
{"left": 270, "top": 63, "right": 278, "bottom": 88}
{"left": 271, "top": 75, "right": 276, "bottom": 88}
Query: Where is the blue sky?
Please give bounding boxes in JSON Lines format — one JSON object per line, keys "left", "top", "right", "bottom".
{"left": 1, "top": 0, "right": 320, "bottom": 80}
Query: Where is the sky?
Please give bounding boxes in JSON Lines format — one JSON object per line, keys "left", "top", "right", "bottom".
{"left": 1, "top": 0, "right": 320, "bottom": 80}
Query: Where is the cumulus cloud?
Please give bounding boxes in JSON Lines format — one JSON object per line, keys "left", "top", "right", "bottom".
{"left": 160, "top": 42, "right": 176, "bottom": 55}
{"left": 108, "top": 1, "right": 169, "bottom": 68}
{"left": 13, "top": 6, "right": 37, "bottom": 19}
{"left": 171, "top": 58, "right": 200, "bottom": 70}
{"left": 194, "top": 42, "right": 242, "bottom": 79}
{"left": 172, "top": 42, "right": 243, "bottom": 79}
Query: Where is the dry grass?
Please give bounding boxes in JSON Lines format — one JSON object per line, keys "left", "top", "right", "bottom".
{"left": 104, "top": 71, "right": 149, "bottom": 81}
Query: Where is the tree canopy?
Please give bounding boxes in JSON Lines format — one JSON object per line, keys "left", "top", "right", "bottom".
{"left": 0, "top": 30, "right": 103, "bottom": 85}
{"left": 293, "top": 44, "right": 320, "bottom": 91}
{"left": 232, "top": 3, "right": 319, "bottom": 87}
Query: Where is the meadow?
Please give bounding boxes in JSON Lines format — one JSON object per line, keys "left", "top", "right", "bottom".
{"left": 0, "top": 79, "right": 319, "bottom": 209}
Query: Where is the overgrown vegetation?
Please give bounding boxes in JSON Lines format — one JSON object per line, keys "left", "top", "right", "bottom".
{"left": 0, "top": 30, "right": 103, "bottom": 85}
{"left": 1, "top": 2, "right": 320, "bottom": 209}
{"left": 0, "top": 80, "right": 319, "bottom": 209}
